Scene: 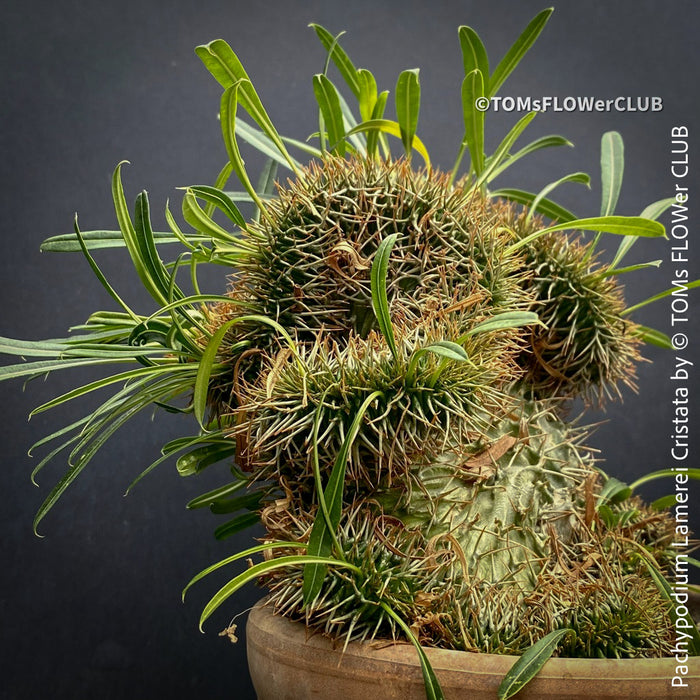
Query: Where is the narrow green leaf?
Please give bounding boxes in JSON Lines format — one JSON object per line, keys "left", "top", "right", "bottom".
{"left": 379, "top": 602, "right": 446, "bottom": 700}
{"left": 370, "top": 234, "right": 399, "bottom": 360}
{"left": 202, "top": 555, "right": 360, "bottom": 630}
{"left": 610, "top": 198, "right": 676, "bottom": 268}
{"left": 185, "top": 186, "right": 246, "bottom": 228}
{"left": 134, "top": 191, "right": 181, "bottom": 302}
{"left": 176, "top": 444, "right": 237, "bottom": 477}
{"left": 638, "top": 555, "right": 700, "bottom": 655}
{"left": 234, "top": 119, "right": 298, "bottom": 171}
{"left": 41, "top": 229, "right": 207, "bottom": 252}
{"left": 182, "top": 191, "right": 236, "bottom": 243}
{"left": 182, "top": 541, "right": 306, "bottom": 601}
{"left": 336, "top": 89, "right": 366, "bottom": 154}
{"left": 461, "top": 311, "right": 542, "bottom": 339}
{"left": 193, "top": 314, "right": 300, "bottom": 427}
{"left": 220, "top": 83, "right": 270, "bottom": 221}
{"left": 491, "top": 188, "right": 576, "bottom": 223}
{"left": 312, "top": 74, "right": 346, "bottom": 156}
{"left": 600, "top": 131, "right": 624, "bottom": 216}
{"left": 459, "top": 26, "right": 489, "bottom": 92}
{"left": 630, "top": 325, "right": 673, "bottom": 349}
{"left": 407, "top": 341, "right": 470, "bottom": 385}
{"left": 368, "top": 91, "right": 389, "bottom": 158}
{"left": 461, "top": 70, "right": 485, "bottom": 176}
{"left": 487, "top": 135, "right": 573, "bottom": 181}
{"left": 302, "top": 390, "right": 383, "bottom": 603}
{"left": 214, "top": 512, "right": 260, "bottom": 540}
{"left": 474, "top": 111, "right": 537, "bottom": 189}
{"left": 195, "top": 40, "right": 298, "bottom": 174}
{"left": 309, "top": 24, "right": 360, "bottom": 98}
{"left": 599, "top": 260, "right": 662, "bottom": 277}
{"left": 112, "top": 163, "right": 168, "bottom": 305}
{"left": 395, "top": 69, "right": 420, "bottom": 160}
{"left": 357, "top": 68, "right": 377, "bottom": 122}
{"left": 509, "top": 215, "right": 666, "bottom": 253}
{"left": 488, "top": 8, "right": 553, "bottom": 98}
{"left": 629, "top": 468, "right": 700, "bottom": 492}
{"left": 346, "top": 119, "right": 430, "bottom": 167}
{"left": 254, "top": 158, "right": 278, "bottom": 223}
{"left": 30, "top": 364, "right": 192, "bottom": 415}
{"left": 651, "top": 494, "right": 678, "bottom": 511}
{"left": 623, "top": 279, "right": 700, "bottom": 316}
{"left": 187, "top": 479, "right": 248, "bottom": 510}
{"left": 525, "top": 172, "right": 590, "bottom": 225}
{"left": 0, "top": 357, "right": 128, "bottom": 381}
{"left": 497, "top": 628, "right": 572, "bottom": 699}
{"left": 596, "top": 477, "right": 632, "bottom": 507}
{"left": 209, "top": 490, "right": 262, "bottom": 515}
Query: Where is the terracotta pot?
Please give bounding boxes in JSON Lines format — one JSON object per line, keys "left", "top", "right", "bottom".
{"left": 247, "top": 600, "right": 700, "bottom": 699}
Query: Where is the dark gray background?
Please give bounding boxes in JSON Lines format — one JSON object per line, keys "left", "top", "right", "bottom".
{"left": 1, "top": 1, "right": 698, "bottom": 698}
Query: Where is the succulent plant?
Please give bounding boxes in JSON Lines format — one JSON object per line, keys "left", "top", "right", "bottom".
{"left": 1, "top": 7, "right": 697, "bottom": 700}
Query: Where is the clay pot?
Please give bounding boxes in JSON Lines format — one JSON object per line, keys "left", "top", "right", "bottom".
{"left": 247, "top": 600, "right": 700, "bottom": 699}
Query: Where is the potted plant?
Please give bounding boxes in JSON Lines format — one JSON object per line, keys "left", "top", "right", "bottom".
{"left": 1, "top": 7, "right": 698, "bottom": 699}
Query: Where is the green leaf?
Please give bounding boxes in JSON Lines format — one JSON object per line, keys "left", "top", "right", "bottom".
{"left": 346, "top": 119, "right": 430, "bottom": 167}
{"left": 379, "top": 602, "right": 446, "bottom": 700}
{"left": 395, "top": 69, "right": 420, "bottom": 160}
{"left": 214, "top": 512, "right": 260, "bottom": 539}
{"left": 193, "top": 314, "right": 299, "bottom": 427}
{"left": 368, "top": 91, "right": 389, "bottom": 158}
{"left": 497, "top": 628, "right": 572, "bottom": 699}
{"left": 187, "top": 479, "right": 248, "bottom": 509}
{"left": 254, "top": 158, "right": 278, "bottom": 223}
{"left": 176, "top": 444, "right": 237, "bottom": 477}
{"left": 509, "top": 215, "right": 666, "bottom": 253}
{"left": 234, "top": 119, "right": 298, "bottom": 171}
{"left": 651, "top": 494, "right": 677, "bottom": 511}
{"left": 302, "top": 390, "right": 383, "bottom": 604}
{"left": 370, "top": 233, "right": 400, "bottom": 360}
{"left": 357, "top": 68, "right": 377, "bottom": 122}
{"left": 525, "top": 172, "right": 590, "bottom": 225}
{"left": 185, "top": 186, "right": 246, "bottom": 228}
{"left": 407, "top": 341, "right": 470, "bottom": 385}
{"left": 488, "top": 8, "right": 553, "bottom": 98}
{"left": 487, "top": 135, "right": 573, "bottom": 181}
{"left": 491, "top": 188, "right": 576, "bottom": 223}
{"left": 600, "top": 131, "right": 624, "bottom": 216}
{"left": 623, "top": 279, "right": 700, "bottom": 316}
{"left": 460, "top": 311, "right": 542, "bottom": 339}
{"left": 220, "top": 83, "right": 270, "bottom": 221}
{"left": 182, "top": 190, "right": 237, "bottom": 242}
{"left": 630, "top": 325, "right": 673, "bottom": 349}
{"left": 312, "top": 74, "right": 346, "bottom": 156}
{"left": 309, "top": 24, "right": 360, "bottom": 98}
{"left": 40, "top": 229, "right": 207, "bottom": 252}
{"left": 599, "top": 260, "right": 662, "bottom": 277}
{"left": 0, "top": 356, "right": 128, "bottom": 381}
{"left": 202, "top": 555, "right": 360, "bottom": 630}
{"left": 461, "top": 70, "right": 485, "bottom": 176}
{"left": 209, "top": 490, "right": 262, "bottom": 515}
{"left": 638, "top": 556, "right": 700, "bottom": 655}
{"left": 459, "top": 26, "right": 489, "bottom": 93}
{"left": 112, "top": 163, "right": 169, "bottom": 306}
{"left": 195, "top": 40, "right": 298, "bottom": 174}
{"left": 629, "top": 468, "right": 700, "bottom": 492}
{"left": 596, "top": 476, "right": 632, "bottom": 507}
{"left": 610, "top": 198, "right": 676, "bottom": 269}
{"left": 473, "top": 111, "right": 537, "bottom": 189}
{"left": 30, "top": 364, "right": 192, "bottom": 415}
{"left": 182, "top": 541, "right": 306, "bottom": 601}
